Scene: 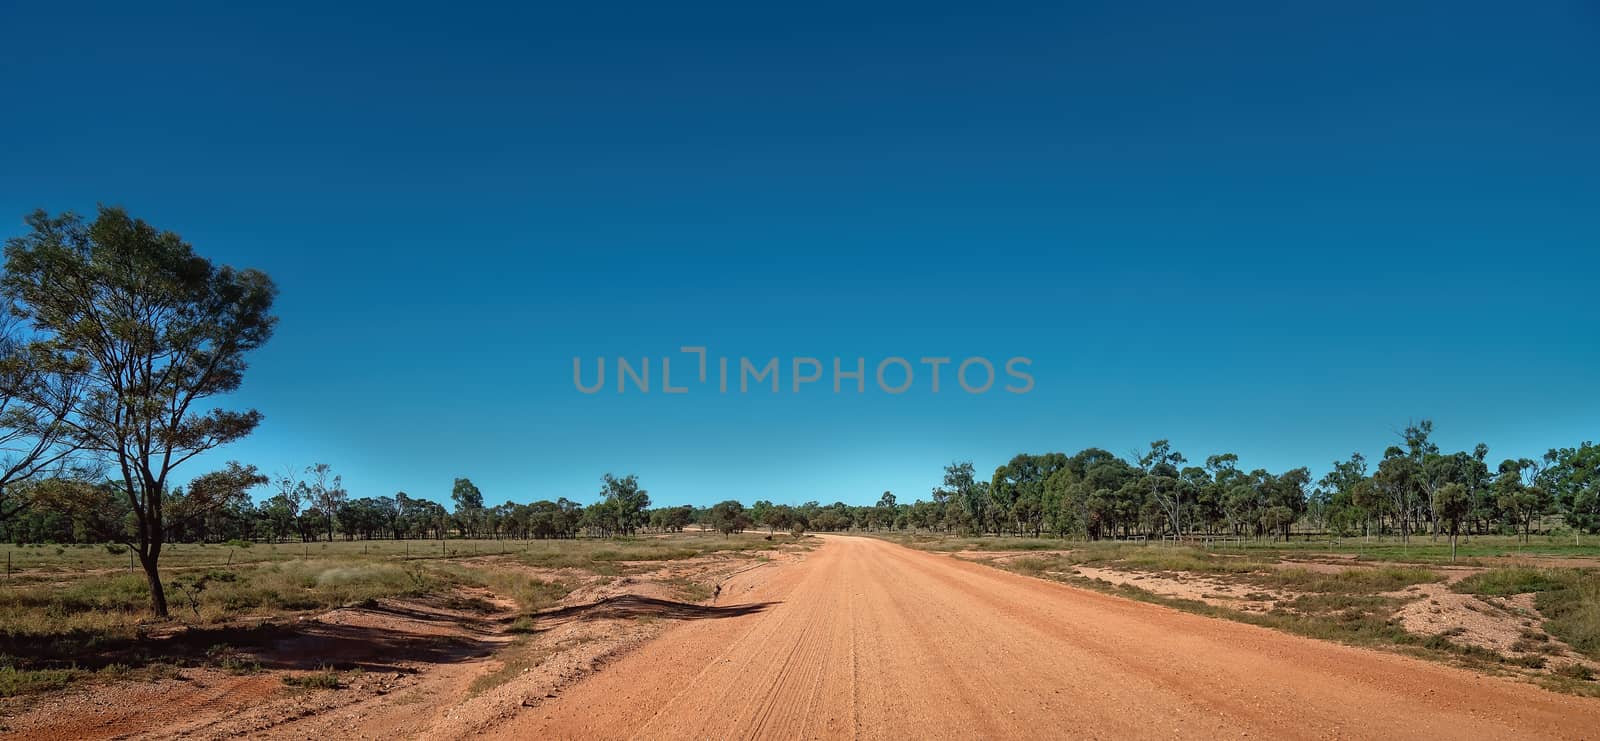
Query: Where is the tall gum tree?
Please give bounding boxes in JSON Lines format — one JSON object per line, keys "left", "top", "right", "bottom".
{"left": 2, "top": 207, "right": 276, "bottom": 617}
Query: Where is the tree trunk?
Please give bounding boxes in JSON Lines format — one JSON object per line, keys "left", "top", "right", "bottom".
{"left": 139, "top": 550, "right": 169, "bottom": 618}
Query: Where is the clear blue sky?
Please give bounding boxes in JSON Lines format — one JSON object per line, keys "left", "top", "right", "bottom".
{"left": 1, "top": 2, "right": 1596, "bottom": 509}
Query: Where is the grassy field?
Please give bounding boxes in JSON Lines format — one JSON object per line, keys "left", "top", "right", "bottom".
{"left": 0, "top": 531, "right": 791, "bottom": 576}
{"left": 0, "top": 532, "right": 796, "bottom": 699}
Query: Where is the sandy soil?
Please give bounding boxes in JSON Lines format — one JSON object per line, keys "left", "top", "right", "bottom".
{"left": 0, "top": 545, "right": 806, "bottom": 740}
{"left": 1050, "top": 552, "right": 1599, "bottom": 679}
{"left": 1071, "top": 565, "right": 1288, "bottom": 612}
{"left": 494, "top": 535, "right": 1600, "bottom": 740}
{"left": 0, "top": 587, "right": 520, "bottom": 740}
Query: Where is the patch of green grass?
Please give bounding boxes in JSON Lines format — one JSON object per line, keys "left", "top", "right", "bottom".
{"left": 1005, "top": 556, "right": 1067, "bottom": 577}
{"left": 1539, "top": 574, "right": 1600, "bottom": 659}
{"left": 1455, "top": 567, "right": 1568, "bottom": 596}
{"left": 663, "top": 576, "right": 713, "bottom": 603}
{"left": 1090, "top": 546, "right": 1268, "bottom": 574}
{"left": 282, "top": 666, "right": 341, "bottom": 689}
{"left": 205, "top": 644, "right": 261, "bottom": 675}
{"left": 1262, "top": 566, "right": 1439, "bottom": 594}
{"left": 1280, "top": 593, "right": 1398, "bottom": 614}
{"left": 0, "top": 559, "right": 445, "bottom": 643}
{"left": 509, "top": 534, "right": 783, "bottom": 574}
{"left": 433, "top": 563, "right": 571, "bottom": 615}
{"left": 0, "top": 666, "right": 82, "bottom": 697}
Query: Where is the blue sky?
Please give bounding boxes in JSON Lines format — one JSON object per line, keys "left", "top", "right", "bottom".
{"left": 1, "top": 1, "right": 1596, "bottom": 508}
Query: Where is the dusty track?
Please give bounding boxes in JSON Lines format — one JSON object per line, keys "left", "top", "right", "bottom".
{"left": 494, "top": 535, "right": 1600, "bottom": 740}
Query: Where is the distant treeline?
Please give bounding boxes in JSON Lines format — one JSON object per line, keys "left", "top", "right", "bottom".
{"left": 898, "top": 423, "right": 1596, "bottom": 546}
{"left": 7, "top": 420, "right": 1595, "bottom": 549}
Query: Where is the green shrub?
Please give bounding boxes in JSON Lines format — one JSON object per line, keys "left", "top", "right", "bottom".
{"left": 1555, "top": 663, "right": 1596, "bottom": 681}
{"left": 282, "top": 667, "right": 341, "bottom": 689}
{"left": 0, "top": 666, "right": 81, "bottom": 697}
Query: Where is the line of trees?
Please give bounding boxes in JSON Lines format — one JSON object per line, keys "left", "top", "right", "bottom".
{"left": 10, "top": 423, "right": 1595, "bottom": 553}
{"left": 847, "top": 423, "right": 1597, "bottom": 556}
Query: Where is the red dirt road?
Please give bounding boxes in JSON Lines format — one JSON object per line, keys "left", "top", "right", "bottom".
{"left": 493, "top": 535, "right": 1600, "bottom": 740}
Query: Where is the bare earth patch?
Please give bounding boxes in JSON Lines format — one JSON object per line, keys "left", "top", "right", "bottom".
{"left": 1017, "top": 553, "right": 1600, "bottom": 687}
{"left": 1073, "top": 566, "right": 1290, "bottom": 612}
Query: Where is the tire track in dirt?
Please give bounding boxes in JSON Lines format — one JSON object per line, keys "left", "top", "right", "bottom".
{"left": 490, "top": 535, "right": 1600, "bottom": 740}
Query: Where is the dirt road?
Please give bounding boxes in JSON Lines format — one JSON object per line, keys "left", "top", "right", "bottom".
{"left": 493, "top": 534, "right": 1600, "bottom": 740}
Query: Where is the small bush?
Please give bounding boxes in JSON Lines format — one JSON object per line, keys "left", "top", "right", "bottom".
{"left": 1511, "top": 654, "right": 1548, "bottom": 669}
{"left": 1422, "top": 633, "right": 1456, "bottom": 651}
{"left": 206, "top": 644, "right": 261, "bottom": 675}
{"left": 1007, "top": 556, "right": 1064, "bottom": 577}
{"left": 283, "top": 667, "right": 341, "bottom": 689}
{"left": 1555, "top": 663, "right": 1596, "bottom": 681}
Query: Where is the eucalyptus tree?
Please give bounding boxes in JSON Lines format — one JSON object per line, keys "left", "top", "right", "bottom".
{"left": 988, "top": 465, "right": 1018, "bottom": 535}
{"left": 1401, "top": 420, "right": 1442, "bottom": 534}
{"left": 1375, "top": 447, "right": 1419, "bottom": 544}
{"left": 3, "top": 207, "right": 276, "bottom": 617}
{"left": 1544, "top": 443, "right": 1600, "bottom": 542}
{"left": 1318, "top": 452, "right": 1372, "bottom": 538}
{"left": 1264, "top": 467, "right": 1310, "bottom": 541}
{"left": 942, "top": 461, "right": 984, "bottom": 535}
{"left": 1205, "top": 454, "right": 1246, "bottom": 535}
{"left": 1139, "top": 440, "right": 1187, "bottom": 536}
{"left": 708, "top": 499, "right": 750, "bottom": 535}
{"left": 451, "top": 476, "right": 484, "bottom": 537}
{"left": 1496, "top": 458, "right": 1549, "bottom": 543}
{"left": 598, "top": 472, "right": 650, "bottom": 535}
{"left": 304, "top": 463, "right": 347, "bottom": 541}
{"left": 751, "top": 499, "right": 775, "bottom": 533}
{"left": 1433, "top": 482, "right": 1472, "bottom": 561}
